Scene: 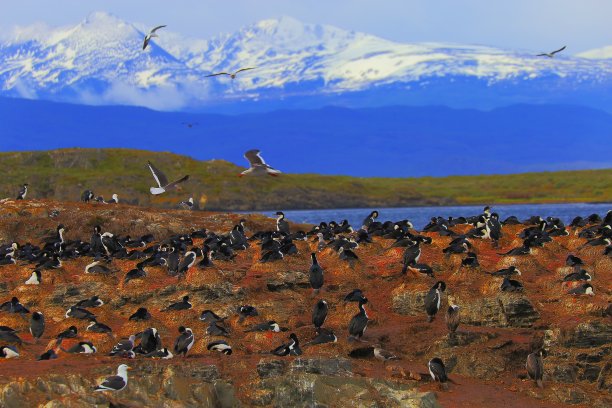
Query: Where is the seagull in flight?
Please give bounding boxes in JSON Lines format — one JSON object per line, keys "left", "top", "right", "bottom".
{"left": 240, "top": 149, "right": 282, "bottom": 177}
{"left": 143, "top": 25, "right": 166, "bottom": 50}
{"left": 537, "top": 46, "right": 566, "bottom": 58}
{"left": 147, "top": 161, "right": 189, "bottom": 195}
{"left": 205, "top": 67, "right": 256, "bottom": 79}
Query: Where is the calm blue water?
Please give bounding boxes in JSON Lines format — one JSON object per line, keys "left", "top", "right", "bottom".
{"left": 250, "top": 203, "right": 611, "bottom": 230}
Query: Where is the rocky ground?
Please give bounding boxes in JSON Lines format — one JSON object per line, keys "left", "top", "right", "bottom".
{"left": 0, "top": 199, "right": 610, "bottom": 408}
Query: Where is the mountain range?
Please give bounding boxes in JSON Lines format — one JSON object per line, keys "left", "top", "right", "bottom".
{"left": 1, "top": 12, "right": 612, "bottom": 112}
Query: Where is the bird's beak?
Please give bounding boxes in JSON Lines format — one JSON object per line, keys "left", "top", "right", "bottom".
{"left": 127, "top": 366, "right": 132, "bottom": 370}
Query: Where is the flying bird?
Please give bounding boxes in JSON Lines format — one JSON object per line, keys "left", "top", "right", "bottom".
{"left": 205, "top": 67, "right": 256, "bottom": 79}
{"left": 147, "top": 161, "right": 189, "bottom": 195}
{"left": 143, "top": 25, "right": 166, "bottom": 50}
{"left": 240, "top": 149, "right": 282, "bottom": 177}
{"left": 537, "top": 46, "right": 566, "bottom": 58}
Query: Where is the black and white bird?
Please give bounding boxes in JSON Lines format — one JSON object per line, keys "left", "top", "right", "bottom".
{"left": 0, "top": 345, "right": 19, "bottom": 358}
{"left": 309, "top": 253, "right": 324, "bottom": 293}
{"left": 55, "top": 326, "right": 78, "bottom": 346}
{"left": 239, "top": 149, "right": 282, "bottom": 177}
{"left": 179, "top": 197, "right": 194, "bottom": 210}
{"left": 304, "top": 328, "right": 337, "bottom": 346}
{"left": 348, "top": 297, "right": 369, "bottom": 341}
{"left": 94, "top": 364, "right": 130, "bottom": 392}
{"left": 537, "top": 45, "right": 566, "bottom": 58}
{"left": 109, "top": 335, "right": 136, "bottom": 356}
{"left": 177, "top": 249, "right": 199, "bottom": 276}
{"left": 174, "top": 326, "right": 195, "bottom": 358}
{"left": 526, "top": 349, "right": 545, "bottom": 388}
{"left": 567, "top": 283, "right": 594, "bottom": 296}
{"left": 271, "top": 333, "right": 302, "bottom": 356}
{"left": 143, "top": 25, "right": 166, "bottom": 50}
{"left": 30, "top": 311, "right": 45, "bottom": 343}
{"left": 344, "top": 289, "right": 365, "bottom": 302}
{"left": 199, "top": 310, "right": 225, "bottom": 324}
{"left": 312, "top": 300, "right": 328, "bottom": 329}
{"left": 428, "top": 357, "right": 449, "bottom": 388}
{"left": 106, "top": 194, "right": 119, "bottom": 204}
{"left": 133, "top": 328, "right": 161, "bottom": 355}
{"left": 562, "top": 269, "right": 591, "bottom": 282}
{"left": 144, "top": 347, "right": 173, "bottom": 359}
{"left": 16, "top": 183, "right": 28, "bottom": 200}
{"left": 65, "top": 341, "right": 97, "bottom": 354}
{"left": 206, "top": 67, "right": 256, "bottom": 80}
{"left": 85, "top": 259, "right": 112, "bottom": 274}
{"left": 25, "top": 270, "right": 42, "bottom": 285}
{"left": 147, "top": 161, "right": 189, "bottom": 195}
{"left": 207, "top": 340, "right": 233, "bottom": 355}
{"left": 244, "top": 321, "right": 282, "bottom": 333}
{"left": 237, "top": 305, "right": 258, "bottom": 323}
{"left": 445, "top": 305, "right": 460, "bottom": 334}
{"left": 81, "top": 190, "right": 95, "bottom": 202}
{"left": 400, "top": 241, "right": 421, "bottom": 274}
{"left": 425, "top": 281, "right": 446, "bottom": 323}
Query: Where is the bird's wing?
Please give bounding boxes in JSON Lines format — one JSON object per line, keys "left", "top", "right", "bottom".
{"left": 205, "top": 72, "right": 231, "bottom": 77}
{"left": 536, "top": 53, "right": 548, "bottom": 57}
{"left": 99, "top": 375, "right": 125, "bottom": 390}
{"left": 147, "top": 161, "right": 169, "bottom": 188}
{"left": 244, "top": 149, "right": 266, "bottom": 166}
{"left": 143, "top": 37, "right": 150, "bottom": 50}
{"left": 551, "top": 46, "right": 566, "bottom": 55}
{"left": 150, "top": 25, "right": 167, "bottom": 34}
{"left": 164, "top": 175, "right": 189, "bottom": 190}
{"left": 234, "top": 67, "right": 256, "bottom": 75}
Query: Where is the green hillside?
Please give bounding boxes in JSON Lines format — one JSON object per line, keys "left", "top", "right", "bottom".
{"left": 0, "top": 148, "right": 610, "bottom": 210}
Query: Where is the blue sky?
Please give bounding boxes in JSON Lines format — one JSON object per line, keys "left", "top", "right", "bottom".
{"left": 1, "top": 0, "right": 611, "bottom": 53}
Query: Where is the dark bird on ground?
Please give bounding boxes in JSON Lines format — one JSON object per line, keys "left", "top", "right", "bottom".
{"left": 134, "top": 328, "right": 161, "bottom": 355}
{"left": 445, "top": 305, "right": 460, "bottom": 334}
{"left": 179, "top": 197, "right": 194, "bottom": 210}
{"left": 501, "top": 277, "right": 524, "bottom": 292}
{"left": 75, "top": 296, "right": 104, "bottom": 308}
{"left": 200, "top": 310, "right": 225, "bottom": 323}
{"left": 240, "top": 149, "right": 282, "bottom": 177}
{"left": 428, "top": 357, "right": 449, "bottom": 388}
{"left": 344, "top": 289, "right": 364, "bottom": 302}
{"left": 304, "top": 328, "right": 337, "bottom": 346}
{"left": 81, "top": 190, "right": 94, "bottom": 202}
{"left": 147, "top": 161, "right": 189, "bottom": 195}
{"left": 174, "top": 326, "right": 195, "bottom": 357}
{"left": 206, "top": 67, "right": 256, "bottom": 79}
{"left": 526, "top": 349, "right": 545, "bottom": 388}
{"left": 65, "top": 341, "right": 97, "bottom": 354}
{"left": 87, "top": 318, "right": 113, "bottom": 334}
{"left": 65, "top": 306, "right": 95, "bottom": 320}
{"left": 348, "top": 297, "right": 369, "bottom": 341}
{"left": 207, "top": 340, "right": 233, "bottom": 355}
{"left": 143, "top": 25, "right": 166, "bottom": 50}
{"left": 562, "top": 269, "right": 591, "bottom": 282}
{"left": 144, "top": 348, "right": 173, "bottom": 359}
{"left": 400, "top": 241, "right": 421, "bottom": 274}
{"left": 237, "top": 305, "right": 258, "bottom": 322}
{"left": 537, "top": 45, "right": 566, "bottom": 58}
{"left": 37, "top": 349, "right": 58, "bottom": 361}
{"left": 309, "top": 253, "right": 324, "bottom": 293}
{"left": 94, "top": 364, "right": 130, "bottom": 392}
{"left": 425, "top": 281, "right": 446, "bottom": 323}
{"left": 566, "top": 255, "right": 583, "bottom": 268}
{"left": 312, "top": 300, "right": 328, "bottom": 329}
{"left": 275, "top": 211, "right": 290, "bottom": 233}
{"left": 1, "top": 297, "right": 30, "bottom": 314}
{"left": 163, "top": 295, "right": 191, "bottom": 311}
{"left": 244, "top": 320, "right": 282, "bottom": 333}
{"left": 374, "top": 346, "right": 399, "bottom": 362}
{"left": 30, "top": 311, "right": 45, "bottom": 343}
{"left": 206, "top": 321, "right": 230, "bottom": 337}
{"left": 271, "top": 333, "right": 302, "bottom": 356}
{"left": 129, "top": 307, "right": 151, "bottom": 321}
{"left": 488, "top": 266, "right": 521, "bottom": 277}
{"left": 55, "top": 326, "right": 78, "bottom": 346}
{"left": 0, "top": 330, "right": 23, "bottom": 344}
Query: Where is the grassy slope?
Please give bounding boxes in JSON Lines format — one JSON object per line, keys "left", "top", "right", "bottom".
{"left": 0, "top": 148, "right": 610, "bottom": 210}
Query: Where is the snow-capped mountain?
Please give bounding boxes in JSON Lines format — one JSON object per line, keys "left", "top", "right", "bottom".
{"left": 1, "top": 12, "right": 611, "bottom": 111}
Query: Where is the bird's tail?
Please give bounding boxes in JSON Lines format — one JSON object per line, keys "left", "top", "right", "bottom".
{"left": 150, "top": 187, "right": 165, "bottom": 195}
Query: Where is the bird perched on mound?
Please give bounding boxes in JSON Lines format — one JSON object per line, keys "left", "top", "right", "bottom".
{"left": 348, "top": 297, "right": 369, "bottom": 342}
{"left": 526, "top": 349, "right": 545, "bottom": 388}
{"left": 174, "top": 326, "right": 195, "bottom": 357}
{"left": 271, "top": 333, "right": 302, "bottom": 356}
{"left": 425, "top": 281, "right": 446, "bottom": 323}
{"left": 94, "top": 364, "right": 130, "bottom": 392}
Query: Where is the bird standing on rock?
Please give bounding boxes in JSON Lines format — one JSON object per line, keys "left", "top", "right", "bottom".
{"left": 425, "top": 281, "right": 446, "bottom": 323}
{"left": 348, "top": 297, "right": 369, "bottom": 342}
{"left": 526, "top": 349, "right": 545, "bottom": 388}
{"left": 309, "top": 253, "right": 324, "bottom": 293}
{"left": 174, "top": 326, "right": 195, "bottom": 358}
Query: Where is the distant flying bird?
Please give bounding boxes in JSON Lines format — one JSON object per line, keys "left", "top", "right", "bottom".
{"left": 205, "top": 67, "right": 256, "bottom": 79}
{"left": 147, "top": 161, "right": 189, "bottom": 195}
{"left": 240, "top": 149, "right": 282, "bottom": 177}
{"left": 143, "top": 25, "right": 166, "bottom": 50}
{"left": 182, "top": 122, "right": 198, "bottom": 128}
{"left": 537, "top": 46, "right": 566, "bottom": 58}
